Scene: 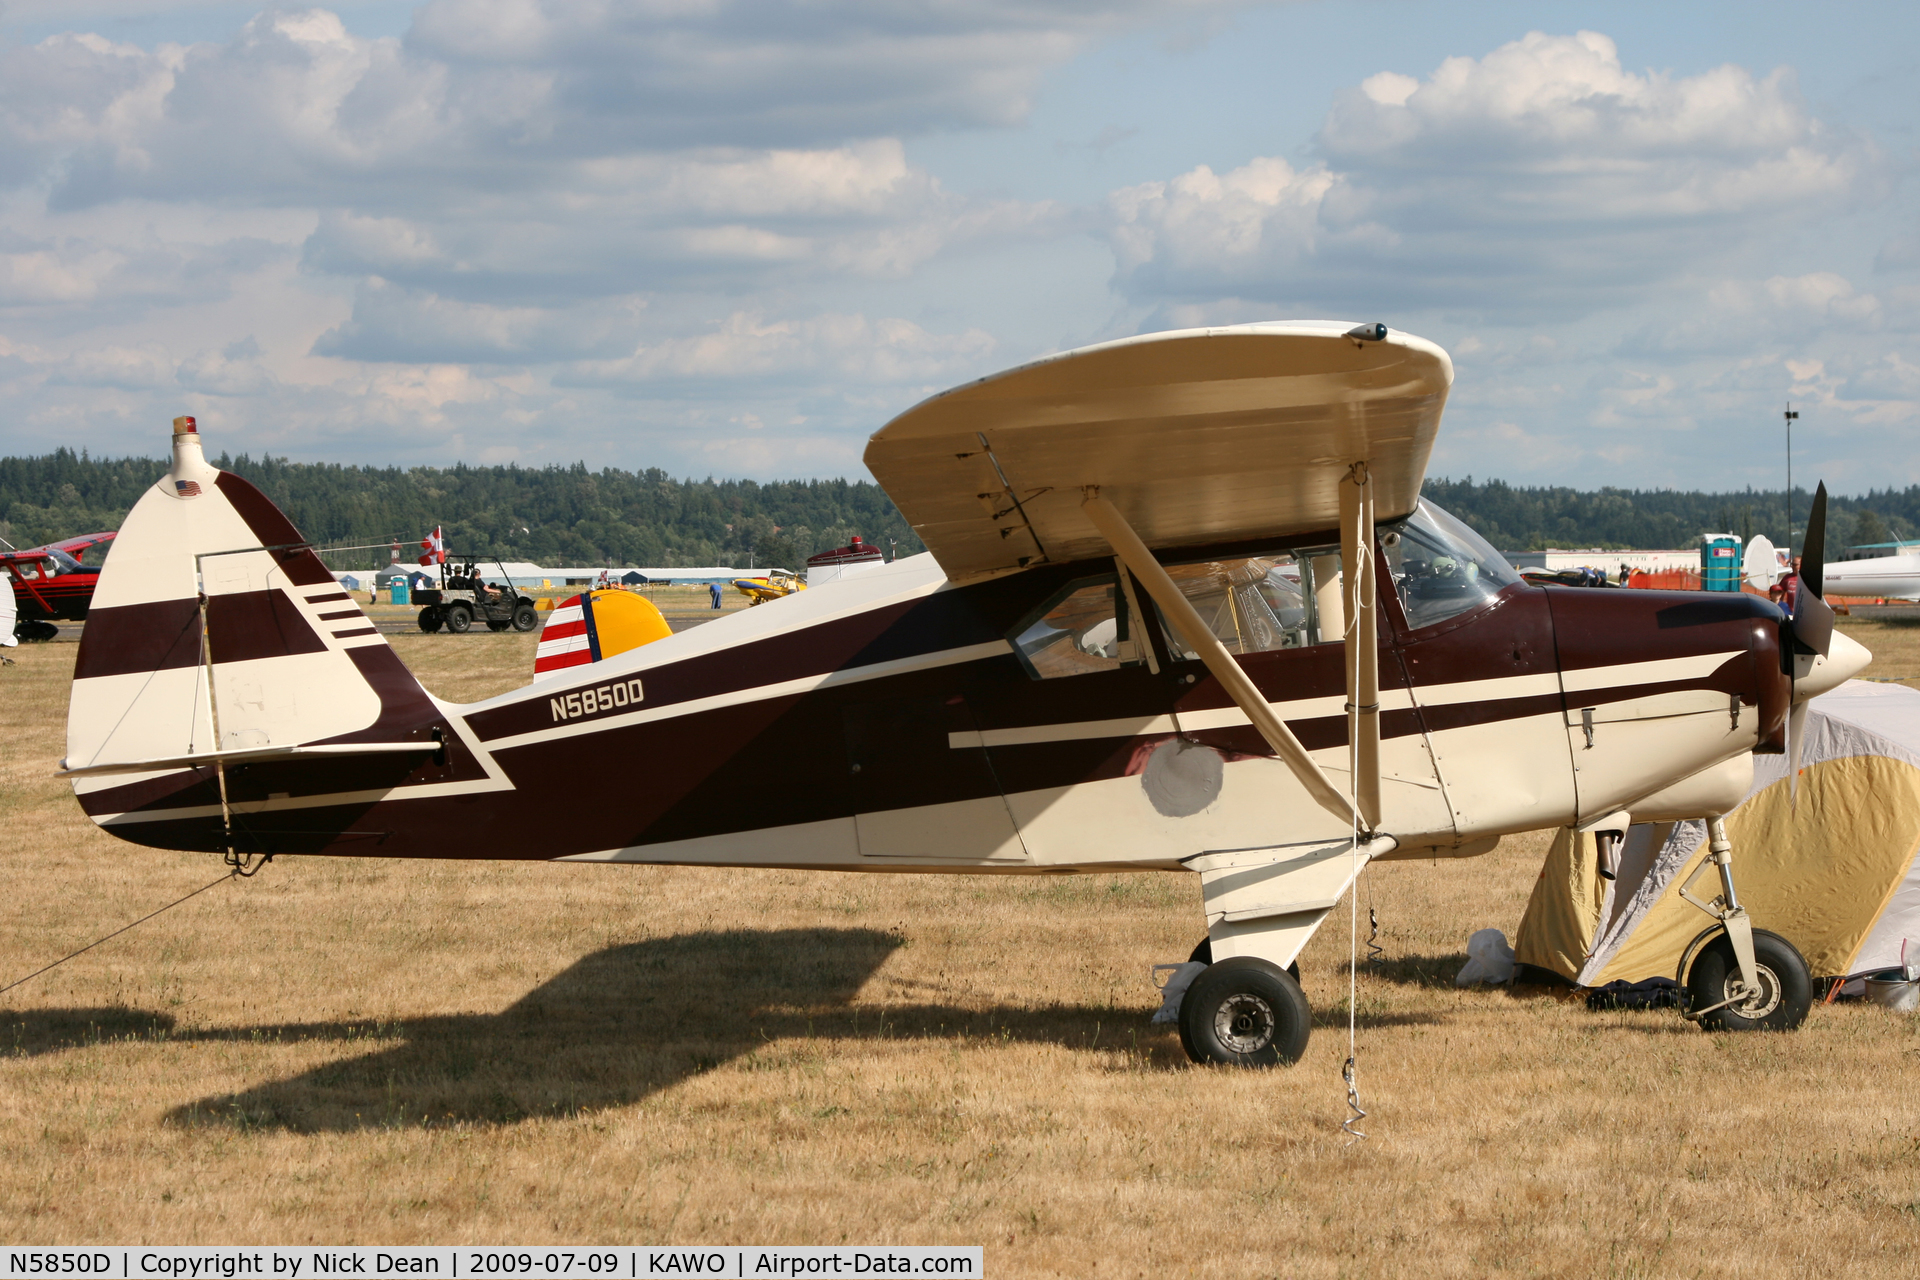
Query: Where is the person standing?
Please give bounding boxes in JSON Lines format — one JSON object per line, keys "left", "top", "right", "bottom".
{"left": 1, "top": 572, "right": 17, "bottom": 665}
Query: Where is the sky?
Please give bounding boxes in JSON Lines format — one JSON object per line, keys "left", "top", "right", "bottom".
{"left": 0, "top": 0, "right": 1916, "bottom": 493}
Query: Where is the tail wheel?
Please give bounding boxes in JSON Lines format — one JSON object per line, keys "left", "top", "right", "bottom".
{"left": 1686, "top": 929, "right": 1813, "bottom": 1032}
{"left": 1178, "top": 956, "right": 1311, "bottom": 1067}
{"left": 511, "top": 603, "right": 538, "bottom": 632}
{"left": 445, "top": 604, "right": 473, "bottom": 634}
{"left": 417, "top": 608, "right": 441, "bottom": 633}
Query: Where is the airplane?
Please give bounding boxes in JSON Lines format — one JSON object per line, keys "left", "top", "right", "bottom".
{"left": 1819, "top": 546, "right": 1920, "bottom": 601}
{"left": 4, "top": 531, "right": 116, "bottom": 642}
{"left": 60, "top": 324, "right": 1868, "bottom": 1068}
{"left": 731, "top": 568, "right": 806, "bottom": 606}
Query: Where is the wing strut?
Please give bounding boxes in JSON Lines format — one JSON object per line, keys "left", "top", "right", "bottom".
{"left": 1081, "top": 489, "right": 1360, "bottom": 828}
{"left": 1340, "top": 462, "right": 1382, "bottom": 830}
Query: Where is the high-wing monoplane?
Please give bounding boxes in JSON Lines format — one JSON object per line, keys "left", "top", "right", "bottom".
{"left": 4, "top": 531, "right": 115, "bottom": 642}
{"left": 61, "top": 325, "right": 1868, "bottom": 1066}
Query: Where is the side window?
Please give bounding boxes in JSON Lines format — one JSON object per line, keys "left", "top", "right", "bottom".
{"left": 1011, "top": 575, "right": 1143, "bottom": 679}
{"left": 1156, "top": 551, "right": 1343, "bottom": 660}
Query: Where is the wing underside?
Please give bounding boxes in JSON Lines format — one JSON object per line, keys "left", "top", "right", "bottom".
{"left": 864, "top": 321, "right": 1453, "bottom": 581}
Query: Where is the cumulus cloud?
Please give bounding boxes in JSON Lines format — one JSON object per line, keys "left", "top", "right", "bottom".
{"left": 0, "top": 4, "right": 1222, "bottom": 203}
{"left": 1110, "top": 30, "right": 1878, "bottom": 317}
{"left": 0, "top": 226, "right": 283, "bottom": 309}
{"left": 1615, "top": 271, "right": 1892, "bottom": 356}
{"left": 565, "top": 309, "right": 997, "bottom": 389}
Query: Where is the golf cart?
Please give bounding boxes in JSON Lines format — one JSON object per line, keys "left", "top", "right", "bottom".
{"left": 413, "top": 556, "right": 539, "bottom": 634}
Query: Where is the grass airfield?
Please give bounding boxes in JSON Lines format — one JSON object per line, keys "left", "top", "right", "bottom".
{"left": 0, "top": 620, "right": 1917, "bottom": 1273}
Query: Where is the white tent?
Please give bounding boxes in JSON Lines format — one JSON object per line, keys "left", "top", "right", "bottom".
{"left": 1516, "top": 679, "right": 1920, "bottom": 985}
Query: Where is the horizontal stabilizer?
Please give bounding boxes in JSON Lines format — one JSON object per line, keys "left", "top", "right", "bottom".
{"left": 59, "top": 740, "right": 440, "bottom": 779}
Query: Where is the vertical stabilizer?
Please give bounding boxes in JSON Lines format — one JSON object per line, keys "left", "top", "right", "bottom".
{"left": 67, "top": 417, "right": 441, "bottom": 836}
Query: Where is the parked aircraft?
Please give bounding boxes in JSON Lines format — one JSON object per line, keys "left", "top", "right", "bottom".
{"left": 3, "top": 532, "right": 116, "bottom": 641}
{"left": 60, "top": 328, "right": 1867, "bottom": 1066}
{"left": 1821, "top": 550, "right": 1920, "bottom": 601}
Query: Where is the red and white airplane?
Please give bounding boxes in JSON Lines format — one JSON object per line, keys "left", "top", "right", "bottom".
{"left": 4, "top": 531, "right": 116, "bottom": 642}
{"left": 61, "top": 324, "right": 1866, "bottom": 1065}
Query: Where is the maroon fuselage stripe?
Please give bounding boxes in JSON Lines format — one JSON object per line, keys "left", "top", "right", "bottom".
{"left": 80, "top": 535, "right": 1792, "bottom": 864}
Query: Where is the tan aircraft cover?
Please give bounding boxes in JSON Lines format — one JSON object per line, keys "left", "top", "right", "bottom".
{"left": 1515, "top": 680, "right": 1920, "bottom": 984}
{"left": 864, "top": 321, "right": 1453, "bottom": 582}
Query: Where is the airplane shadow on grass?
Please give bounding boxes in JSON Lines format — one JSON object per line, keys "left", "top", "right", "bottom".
{"left": 0, "top": 927, "right": 1193, "bottom": 1133}
{"left": 4, "top": 929, "right": 1451, "bottom": 1132}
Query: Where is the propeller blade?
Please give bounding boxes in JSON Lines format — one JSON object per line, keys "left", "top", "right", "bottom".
{"left": 1800, "top": 482, "right": 1826, "bottom": 600}
{"left": 1792, "top": 588, "right": 1835, "bottom": 659}
{"left": 1788, "top": 698, "right": 1809, "bottom": 807}
{"left": 1786, "top": 480, "right": 1833, "bottom": 657}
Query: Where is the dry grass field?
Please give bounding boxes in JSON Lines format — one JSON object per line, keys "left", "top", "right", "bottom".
{"left": 3, "top": 619, "right": 1920, "bottom": 1274}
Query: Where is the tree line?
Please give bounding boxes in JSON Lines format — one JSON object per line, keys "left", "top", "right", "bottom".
{"left": 0, "top": 450, "right": 924, "bottom": 571}
{"left": 1420, "top": 477, "right": 1911, "bottom": 554}
{"left": 3, "top": 450, "right": 1915, "bottom": 568}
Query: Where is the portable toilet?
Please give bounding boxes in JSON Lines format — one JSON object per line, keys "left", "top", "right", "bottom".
{"left": 1700, "top": 534, "right": 1741, "bottom": 592}
{"left": 390, "top": 576, "right": 410, "bottom": 605}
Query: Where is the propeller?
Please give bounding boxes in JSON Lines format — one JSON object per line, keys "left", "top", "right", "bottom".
{"left": 1785, "top": 482, "right": 1835, "bottom": 802}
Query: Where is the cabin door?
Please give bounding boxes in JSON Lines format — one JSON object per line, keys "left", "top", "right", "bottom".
{"left": 843, "top": 693, "right": 1028, "bottom": 863}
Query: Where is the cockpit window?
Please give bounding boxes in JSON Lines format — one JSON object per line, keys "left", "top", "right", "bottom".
{"left": 1383, "top": 500, "right": 1521, "bottom": 631}
{"left": 45, "top": 548, "right": 83, "bottom": 575}
{"left": 1011, "top": 575, "right": 1145, "bottom": 679}
{"left": 1155, "top": 550, "right": 1344, "bottom": 660}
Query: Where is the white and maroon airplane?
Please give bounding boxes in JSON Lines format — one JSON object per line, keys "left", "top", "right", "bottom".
{"left": 61, "top": 322, "right": 1867, "bottom": 1065}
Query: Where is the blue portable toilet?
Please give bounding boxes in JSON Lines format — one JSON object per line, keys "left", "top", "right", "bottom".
{"left": 390, "top": 576, "right": 411, "bottom": 605}
{"left": 1701, "top": 534, "right": 1741, "bottom": 592}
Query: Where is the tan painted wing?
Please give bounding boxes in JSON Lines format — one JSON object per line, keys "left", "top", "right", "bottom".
{"left": 864, "top": 321, "right": 1453, "bottom": 581}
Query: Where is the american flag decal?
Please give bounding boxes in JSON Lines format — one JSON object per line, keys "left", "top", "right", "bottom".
{"left": 175, "top": 479, "right": 202, "bottom": 497}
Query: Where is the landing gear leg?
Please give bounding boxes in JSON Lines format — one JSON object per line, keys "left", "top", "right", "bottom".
{"left": 1170, "top": 836, "right": 1393, "bottom": 1066}
{"left": 1678, "top": 817, "right": 1813, "bottom": 1030}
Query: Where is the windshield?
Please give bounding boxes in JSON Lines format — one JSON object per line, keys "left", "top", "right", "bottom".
{"left": 1383, "top": 500, "right": 1521, "bottom": 631}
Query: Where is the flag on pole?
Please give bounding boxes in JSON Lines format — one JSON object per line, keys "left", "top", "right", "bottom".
{"left": 418, "top": 526, "right": 446, "bottom": 566}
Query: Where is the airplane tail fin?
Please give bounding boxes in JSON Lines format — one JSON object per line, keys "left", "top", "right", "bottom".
{"left": 66, "top": 417, "right": 443, "bottom": 843}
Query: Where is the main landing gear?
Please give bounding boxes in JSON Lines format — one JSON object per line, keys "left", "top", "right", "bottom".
{"left": 1676, "top": 817, "right": 1813, "bottom": 1032}
{"left": 1175, "top": 937, "right": 1310, "bottom": 1067}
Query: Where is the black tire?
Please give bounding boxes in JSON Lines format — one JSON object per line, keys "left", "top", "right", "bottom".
{"left": 445, "top": 604, "right": 473, "bottom": 634}
{"left": 511, "top": 603, "right": 538, "bottom": 632}
{"left": 16, "top": 619, "right": 59, "bottom": 642}
{"left": 1686, "top": 929, "right": 1812, "bottom": 1032}
{"left": 1185, "top": 937, "right": 1297, "bottom": 982}
{"left": 417, "top": 608, "right": 440, "bottom": 633}
{"left": 1178, "top": 956, "right": 1311, "bottom": 1067}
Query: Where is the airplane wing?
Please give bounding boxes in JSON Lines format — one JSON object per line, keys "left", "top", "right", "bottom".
{"left": 863, "top": 321, "right": 1452, "bottom": 581}
{"left": 47, "top": 531, "right": 117, "bottom": 559}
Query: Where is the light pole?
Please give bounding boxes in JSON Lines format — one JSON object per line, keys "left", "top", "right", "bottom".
{"left": 1784, "top": 403, "right": 1799, "bottom": 557}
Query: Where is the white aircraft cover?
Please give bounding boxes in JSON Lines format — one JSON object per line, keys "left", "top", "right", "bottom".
{"left": 1, "top": 574, "right": 16, "bottom": 647}
{"left": 1577, "top": 680, "right": 1920, "bottom": 983}
{"left": 864, "top": 321, "right": 1453, "bottom": 582}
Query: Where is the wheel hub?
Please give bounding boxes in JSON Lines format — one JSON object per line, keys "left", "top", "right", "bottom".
{"left": 1213, "top": 992, "right": 1276, "bottom": 1054}
{"left": 1724, "top": 963, "right": 1782, "bottom": 1019}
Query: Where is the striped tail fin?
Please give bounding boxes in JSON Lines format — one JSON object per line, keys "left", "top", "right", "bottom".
{"left": 66, "top": 417, "right": 448, "bottom": 848}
